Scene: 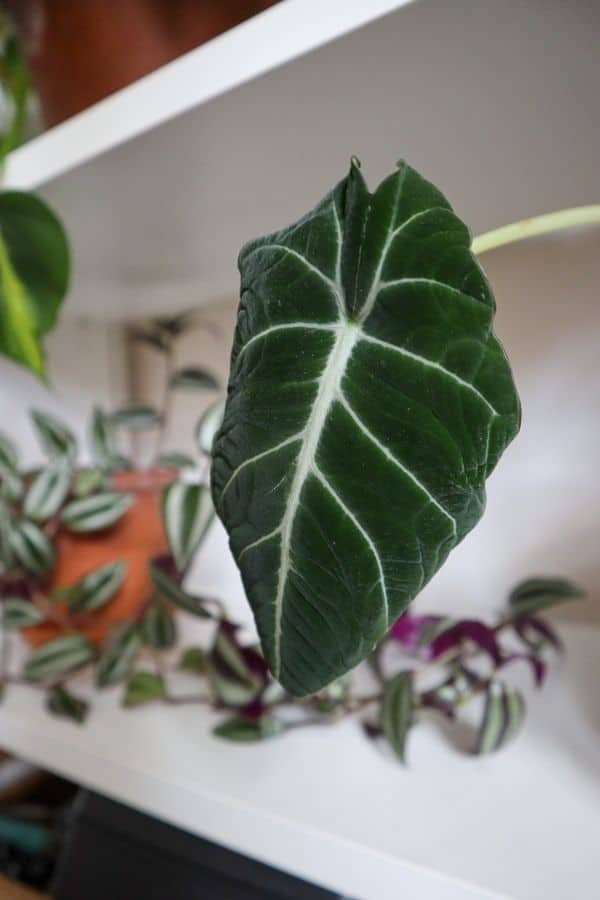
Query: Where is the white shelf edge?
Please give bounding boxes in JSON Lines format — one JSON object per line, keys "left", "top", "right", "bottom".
{"left": 4, "top": 0, "right": 412, "bottom": 191}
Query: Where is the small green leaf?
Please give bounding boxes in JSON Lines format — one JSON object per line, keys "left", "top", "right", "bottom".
{"left": 46, "top": 685, "right": 89, "bottom": 724}
{"left": 0, "top": 497, "right": 14, "bottom": 566}
{"left": 162, "top": 482, "right": 214, "bottom": 572}
{"left": 10, "top": 519, "right": 55, "bottom": 576}
{"left": 0, "top": 466, "right": 23, "bottom": 501}
{"left": 31, "top": 410, "right": 76, "bottom": 459}
{"left": 170, "top": 367, "right": 219, "bottom": 391}
{"left": 73, "top": 467, "right": 104, "bottom": 498}
{"left": 122, "top": 670, "right": 166, "bottom": 707}
{"left": 213, "top": 714, "right": 285, "bottom": 742}
{"left": 509, "top": 577, "right": 584, "bottom": 618}
{"left": 24, "top": 634, "right": 95, "bottom": 681}
{"left": 148, "top": 561, "right": 211, "bottom": 618}
{"left": 61, "top": 492, "right": 133, "bottom": 532}
{"left": 141, "top": 601, "right": 177, "bottom": 650}
{"left": 112, "top": 405, "right": 162, "bottom": 430}
{"left": 158, "top": 452, "right": 196, "bottom": 470}
{"left": 3, "top": 597, "right": 45, "bottom": 629}
{"left": 96, "top": 623, "right": 141, "bottom": 687}
{"left": 0, "top": 193, "right": 69, "bottom": 378}
{"left": 380, "top": 671, "right": 414, "bottom": 763}
{"left": 178, "top": 646, "right": 207, "bottom": 674}
{"left": 475, "top": 683, "right": 525, "bottom": 755}
{"left": 24, "top": 457, "right": 72, "bottom": 521}
{"left": 0, "top": 433, "right": 17, "bottom": 470}
{"left": 66, "top": 560, "right": 127, "bottom": 613}
{"left": 208, "top": 626, "right": 262, "bottom": 707}
{"left": 195, "top": 399, "right": 225, "bottom": 456}
{"left": 90, "top": 407, "right": 131, "bottom": 471}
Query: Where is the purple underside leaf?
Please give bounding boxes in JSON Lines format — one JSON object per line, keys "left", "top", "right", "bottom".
{"left": 499, "top": 653, "right": 547, "bottom": 687}
{"left": 389, "top": 614, "right": 443, "bottom": 656}
{"left": 240, "top": 699, "right": 268, "bottom": 720}
{"left": 429, "top": 620, "right": 501, "bottom": 663}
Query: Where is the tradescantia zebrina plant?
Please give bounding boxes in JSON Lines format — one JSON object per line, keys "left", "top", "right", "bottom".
{"left": 212, "top": 159, "right": 521, "bottom": 696}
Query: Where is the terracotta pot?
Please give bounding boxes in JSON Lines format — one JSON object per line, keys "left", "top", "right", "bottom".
{"left": 24, "top": 468, "right": 175, "bottom": 647}
{"left": 8, "top": 0, "right": 279, "bottom": 127}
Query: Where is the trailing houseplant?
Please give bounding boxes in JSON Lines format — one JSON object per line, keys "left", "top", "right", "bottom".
{"left": 0, "top": 159, "right": 594, "bottom": 764}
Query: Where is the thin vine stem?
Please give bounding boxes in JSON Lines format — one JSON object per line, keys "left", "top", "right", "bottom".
{"left": 472, "top": 204, "right": 600, "bottom": 255}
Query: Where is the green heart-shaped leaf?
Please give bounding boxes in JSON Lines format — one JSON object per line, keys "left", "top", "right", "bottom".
{"left": 0, "top": 192, "right": 69, "bottom": 377}
{"left": 212, "top": 159, "right": 521, "bottom": 696}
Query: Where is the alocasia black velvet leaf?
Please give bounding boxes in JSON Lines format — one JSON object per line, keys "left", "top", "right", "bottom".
{"left": 212, "top": 159, "right": 520, "bottom": 696}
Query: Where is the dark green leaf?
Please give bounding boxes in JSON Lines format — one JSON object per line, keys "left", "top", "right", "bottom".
{"left": 46, "top": 686, "right": 89, "bottom": 724}
{"left": 3, "top": 597, "right": 45, "bottom": 629}
{"left": 162, "top": 482, "right": 214, "bottom": 572}
{"left": 0, "top": 192, "right": 69, "bottom": 377}
{"left": 178, "top": 646, "right": 207, "bottom": 674}
{"left": 475, "top": 683, "right": 525, "bottom": 754}
{"left": 169, "top": 367, "right": 219, "bottom": 391}
{"left": 96, "top": 623, "right": 141, "bottom": 687}
{"left": 10, "top": 519, "right": 55, "bottom": 576}
{"left": 195, "top": 399, "right": 225, "bottom": 456}
{"left": 0, "top": 433, "right": 17, "bottom": 470}
{"left": 141, "top": 601, "right": 177, "bottom": 650}
{"left": 212, "top": 159, "right": 521, "bottom": 696}
{"left": 61, "top": 492, "right": 133, "bottom": 532}
{"left": 509, "top": 577, "right": 584, "bottom": 618}
{"left": 148, "top": 561, "right": 211, "bottom": 618}
{"left": 66, "top": 560, "right": 127, "bottom": 613}
{"left": 24, "top": 634, "right": 95, "bottom": 681}
{"left": 31, "top": 410, "right": 76, "bottom": 460}
{"left": 122, "top": 670, "right": 166, "bottom": 707}
{"left": 380, "top": 671, "right": 414, "bottom": 763}
{"left": 213, "top": 714, "right": 285, "bottom": 742}
{"left": 112, "top": 405, "right": 162, "bottom": 430}
{"left": 24, "top": 457, "right": 72, "bottom": 521}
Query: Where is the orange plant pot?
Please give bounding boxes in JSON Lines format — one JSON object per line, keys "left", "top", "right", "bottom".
{"left": 24, "top": 469, "right": 175, "bottom": 647}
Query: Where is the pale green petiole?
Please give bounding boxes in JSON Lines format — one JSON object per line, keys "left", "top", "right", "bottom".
{"left": 472, "top": 205, "right": 600, "bottom": 255}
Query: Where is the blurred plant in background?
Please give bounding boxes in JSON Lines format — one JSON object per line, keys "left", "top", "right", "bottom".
{"left": 0, "top": 4, "right": 69, "bottom": 378}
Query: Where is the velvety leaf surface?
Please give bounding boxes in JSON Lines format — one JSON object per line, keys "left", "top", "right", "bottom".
{"left": 212, "top": 160, "right": 521, "bottom": 695}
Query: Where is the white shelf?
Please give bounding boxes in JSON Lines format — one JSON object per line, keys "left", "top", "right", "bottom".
{"left": 4, "top": 0, "right": 410, "bottom": 192}
{"left": 0, "top": 523, "right": 598, "bottom": 900}
{"left": 4, "top": 0, "right": 597, "bottom": 321}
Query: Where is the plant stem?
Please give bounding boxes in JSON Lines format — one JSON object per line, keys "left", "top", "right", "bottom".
{"left": 154, "top": 339, "right": 176, "bottom": 461}
{"left": 472, "top": 205, "right": 600, "bottom": 255}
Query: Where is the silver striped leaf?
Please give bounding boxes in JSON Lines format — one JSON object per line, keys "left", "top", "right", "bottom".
{"left": 212, "top": 159, "right": 521, "bottom": 695}
{"left": 31, "top": 410, "right": 77, "bottom": 460}
{"left": 3, "top": 597, "right": 45, "bottom": 629}
{"left": 162, "top": 482, "right": 214, "bottom": 573}
{"left": 195, "top": 398, "right": 225, "bottom": 457}
{"left": 0, "top": 433, "right": 17, "bottom": 470}
{"left": 476, "top": 682, "right": 525, "bottom": 754}
{"left": 24, "top": 457, "right": 72, "bottom": 521}
{"left": 10, "top": 519, "right": 56, "bottom": 576}
{"left": 61, "top": 492, "right": 133, "bottom": 533}
{"left": 25, "top": 634, "right": 95, "bottom": 681}
{"left": 66, "top": 560, "right": 127, "bottom": 613}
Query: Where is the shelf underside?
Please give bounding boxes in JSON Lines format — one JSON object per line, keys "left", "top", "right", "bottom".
{"left": 21, "top": 0, "right": 600, "bottom": 318}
